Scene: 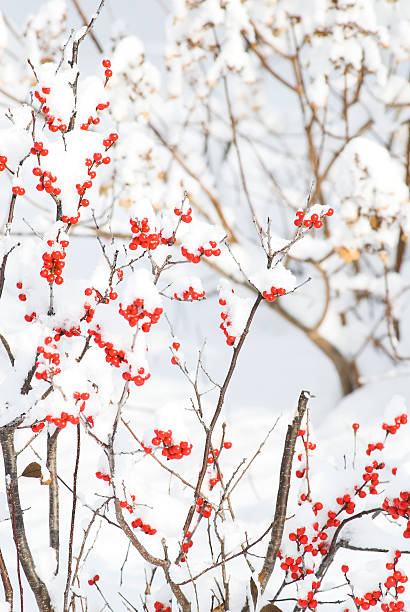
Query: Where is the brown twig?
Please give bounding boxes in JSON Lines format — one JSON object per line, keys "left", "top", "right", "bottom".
{"left": 259, "top": 390, "right": 312, "bottom": 592}
{"left": 0, "top": 427, "right": 53, "bottom": 610}
{"left": 0, "top": 548, "right": 13, "bottom": 610}
{"left": 63, "top": 424, "right": 81, "bottom": 611}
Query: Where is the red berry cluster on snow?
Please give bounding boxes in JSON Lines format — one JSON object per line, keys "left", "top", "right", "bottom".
{"left": 16, "top": 282, "right": 28, "bottom": 303}
{"left": 181, "top": 240, "right": 221, "bottom": 264}
{"left": 35, "top": 336, "right": 61, "bottom": 380}
{"left": 33, "top": 166, "right": 61, "bottom": 196}
{"left": 280, "top": 551, "right": 306, "bottom": 580}
{"left": 96, "top": 471, "right": 111, "bottom": 484}
{"left": 181, "top": 530, "right": 194, "bottom": 555}
{"left": 154, "top": 602, "right": 171, "bottom": 612}
{"left": 354, "top": 589, "right": 383, "bottom": 610}
{"left": 218, "top": 298, "right": 236, "bottom": 346}
{"left": 45, "top": 411, "right": 79, "bottom": 429}
{"left": 344, "top": 550, "right": 407, "bottom": 610}
{"left": 151, "top": 429, "right": 192, "bottom": 460}
{"left": 382, "top": 551, "right": 407, "bottom": 610}
{"left": 131, "top": 517, "right": 157, "bottom": 535}
{"left": 88, "top": 574, "right": 100, "bottom": 586}
{"left": 382, "top": 413, "right": 407, "bottom": 435}
{"left": 88, "top": 329, "right": 150, "bottom": 387}
{"left": 60, "top": 134, "right": 116, "bottom": 224}
{"left": 40, "top": 239, "right": 68, "bottom": 285}
{"left": 262, "top": 286, "right": 286, "bottom": 302}
{"left": 174, "top": 205, "right": 192, "bottom": 223}
{"left": 12, "top": 186, "right": 25, "bottom": 196}
{"left": 129, "top": 217, "right": 161, "bottom": 251}
{"left": 294, "top": 208, "right": 333, "bottom": 228}
{"left": 35, "top": 87, "right": 67, "bottom": 133}
{"left": 196, "top": 497, "right": 212, "bottom": 519}
{"left": 102, "top": 58, "right": 112, "bottom": 79}
{"left": 119, "top": 299, "right": 163, "bottom": 331}
{"left": 173, "top": 285, "right": 205, "bottom": 301}
{"left": 383, "top": 492, "right": 410, "bottom": 538}
{"left": 297, "top": 580, "right": 321, "bottom": 609}
{"left": 80, "top": 100, "right": 110, "bottom": 131}
{"left": 170, "top": 341, "right": 182, "bottom": 365}
{"left": 0, "top": 154, "right": 7, "bottom": 171}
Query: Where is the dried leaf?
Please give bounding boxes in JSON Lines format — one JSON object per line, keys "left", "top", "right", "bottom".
{"left": 260, "top": 605, "right": 283, "bottom": 612}
{"left": 212, "top": 605, "right": 224, "bottom": 612}
{"left": 21, "top": 462, "right": 52, "bottom": 485}
{"left": 379, "top": 250, "right": 389, "bottom": 264}
{"left": 250, "top": 576, "right": 258, "bottom": 609}
{"left": 21, "top": 462, "right": 42, "bottom": 479}
{"left": 119, "top": 198, "right": 132, "bottom": 209}
{"left": 336, "top": 246, "right": 360, "bottom": 264}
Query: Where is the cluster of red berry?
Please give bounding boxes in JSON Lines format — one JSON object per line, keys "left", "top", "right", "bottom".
{"left": 119, "top": 498, "right": 135, "bottom": 513}
{"left": 198, "top": 242, "right": 221, "bottom": 257}
{"left": 383, "top": 492, "right": 410, "bottom": 538}
{"left": 180, "top": 242, "right": 221, "bottom": 264}
{"left": 218, "top": 298, "right": 236, "bottom": 346}
{"left": 383, "top": 551, "right": 406, "bottom": 609}
{"left": 358, "top": 458, "right": 384, "bottom": 496}
{"left": 61, "top": 135, "right": 116, "bottom": 223}
{"left": 343, "top": 550, "right": 406, "bottom": 610}
{"left": 354, "top": 590, "right": 383, "bottom": 610}
{"left": 170, "top": 341, "right": 181, "bottom": 365}
{"left": 382, "top": 413, "right": 407, "bottom": 435}
{"left": 44, "top": 411, "right": 79, "bottom": 429}
{"left": 151, "top": 429, "right": 192, "bottom": 460}
{"left": 181, "top": 530, "right": 194, "bottom": 556}
{"left": 129, "top": 217, "right": 161, "bottom": 251}
{"left": 174, "top": 205, "right": 192, "bottom": 223}
{"left": 102, "top": 58, "right": 112, "bottom": 79}
{"left": 96, "top": 471, "right": 111, "bottom": 484}
{"left": 30, "top": 140, "right": 49, "bottom": 158}
{"left": 31, "top": 422, "right": 45, "bottom": 433}
{"left": 294, "top": 208, "right": 333, "bottom": 228}
{"left": 40, "top": 240, "right": 68, "bottom": 285}
{"left": 262, "top": 286, "right": 286, "bottom": 302}
{"left": 16, "top": 282, "right": 27, "bottom": 303}
{"left": 154, "top": 602, "right": 171, "bottom": 612}
{"left": 80, "top": 100, "right": 110, "bottom": 131}
{"left": 279, "top": 548, "right": 313, "bottom": 580}
{"left": 365, "top": 441, "right": 384, "bottom": 456}
{"left": 88, "top": 574, "right": 99, "bottom": 586}
{"left": 130, "top": 517, "right": 157, "bottom": 535}
{"left": 180, "top": 246, "right": 201, "bottom": 264}
{"left": 33, "top": 166, "right": 61, "bottom": 196}
{"left": 123, "top": 366, "right": 150, "bottom": 387}
{"left": 173, "top": 286, "right": 205, "bottom": 301}
{"left": 35, "top": 336, "right": 61, "bottom": 380}
{"left": 0, "top": 155, "right": 7, "bottom": 171}
{"left": 11, "top": 186, "right": 25, "bottom": 196}
{"left": 35, "top": 87, "right": 68, "bottom": 133}
{"left": 119, "top": 299, "right": 163, "bottom": 331}
{"left": 196, "top": 497, "right": 212, "bottom": 519}
{"left": 297, "top": 581, "right": 321, "bottom": 609}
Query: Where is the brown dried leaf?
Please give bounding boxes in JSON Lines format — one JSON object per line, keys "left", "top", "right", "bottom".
{"left": 336, "top": 246, "right": 360, "bottom": 264}
{"left": 260, "top": 605, "right": 283, "bottom": 612}
{"left": 21, "top": 462, "right": 42, "bottom": 479}
{"left": 250, "top": 576, "right": 258, "bottom": 609}
{"left": 119, "top": 198, "right": 133, "bottom": 209}
{"left": 212, "top": 605, "right": 224, "bottom": 612}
